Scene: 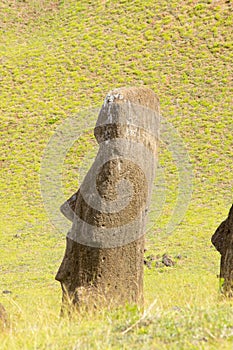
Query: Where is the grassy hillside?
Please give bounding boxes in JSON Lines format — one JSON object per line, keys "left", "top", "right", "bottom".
{"left": 0, "top": 0, "right": 232, "bottom": 348}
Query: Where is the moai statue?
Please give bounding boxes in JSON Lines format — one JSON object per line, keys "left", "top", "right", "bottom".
{"left": 55, "top": 87, "right": 160, "bottom": 311}
{"left": 212, "top": 204, "right": 233, "bottom": 296}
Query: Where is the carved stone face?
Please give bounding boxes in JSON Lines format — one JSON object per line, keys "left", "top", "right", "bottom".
{"left": 62, "top": 87, "right": 160, "bottom": 248}
{"left": 56, "top": 87, "right": 160, "bottom": 308}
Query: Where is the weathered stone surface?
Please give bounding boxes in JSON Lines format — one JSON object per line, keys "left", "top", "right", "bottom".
{"left": 56, "top": 87, "right": 160, "bottom": 310}
{"left": 211, "top": 204, "right": 233, "bottom": 295}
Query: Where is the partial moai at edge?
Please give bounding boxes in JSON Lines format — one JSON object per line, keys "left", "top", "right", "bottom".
{"left": 55, "top": 87, "right": 160, "bottom": 311}
{"left": 211, "top": 204, "right": 233, "bottom": 296}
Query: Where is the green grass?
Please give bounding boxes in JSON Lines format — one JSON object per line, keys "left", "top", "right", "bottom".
{"left": 0, "top": 0, "right": 233, "bottom": 348}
